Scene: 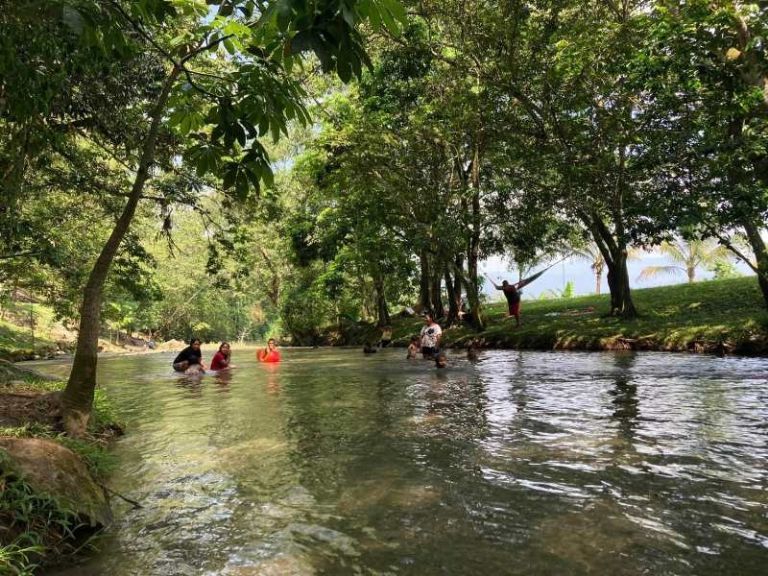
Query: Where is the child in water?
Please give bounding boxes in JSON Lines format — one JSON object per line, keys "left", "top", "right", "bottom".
{"left": 467, "top": 340, "right": 480, "bottom": 362}
{"left": 435, "top": 351, "right": 448, "bottom": 369}
{"left": 406, "top": 336, "right": 420, "bottom": 359}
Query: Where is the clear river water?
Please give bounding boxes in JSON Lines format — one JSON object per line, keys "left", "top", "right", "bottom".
{"left": 38, "top": 348, "right": 767, "bottom": 575}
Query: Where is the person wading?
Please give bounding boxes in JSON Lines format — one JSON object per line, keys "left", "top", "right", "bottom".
{"left": 173, "top": 338, "right": 206, "bottom": 373}
{"left": 420, "top": 313, "right": 442, "bottom": 359}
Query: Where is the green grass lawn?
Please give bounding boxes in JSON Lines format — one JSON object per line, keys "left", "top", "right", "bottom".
{"left": 0, "top": 303, "right": 60, "bottom": 360}
{"left": 390, "top": 277, "right": 768, "bottom": 355}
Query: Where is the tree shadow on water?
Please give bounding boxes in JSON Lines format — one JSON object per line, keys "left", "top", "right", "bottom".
{"left": 608, "top": 351, "right": 639, "bottom": 445}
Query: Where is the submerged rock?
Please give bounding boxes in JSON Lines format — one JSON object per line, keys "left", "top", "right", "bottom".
{"left": 0, "top": 437, "right": 112, "bottom": 528}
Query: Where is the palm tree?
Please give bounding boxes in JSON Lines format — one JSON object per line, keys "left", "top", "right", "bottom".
{"left": 637, "top": 238, "right": 730, "bottom": 283}
{"left": 572, "top": 244, "right": 606, "bottom": 295}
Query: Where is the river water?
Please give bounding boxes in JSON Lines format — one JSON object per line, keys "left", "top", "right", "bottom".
{"left": 39, "top": 348, "right": 767, "bottom": 575}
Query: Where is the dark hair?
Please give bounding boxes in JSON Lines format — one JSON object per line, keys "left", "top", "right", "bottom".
{"left": 189, "top": 338, "right": 201, "bottom": 346}
{"left": 219, "top": 341, "right": 230, "bottom": 351}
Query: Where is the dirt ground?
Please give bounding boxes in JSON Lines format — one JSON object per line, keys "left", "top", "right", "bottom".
{"left": 0, "top": 390, "right": 62, "bottom": 428}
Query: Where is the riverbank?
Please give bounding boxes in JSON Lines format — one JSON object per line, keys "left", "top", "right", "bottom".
{"left": 0, "top": 361, "right": 120, "bottom": 574}
{"left": 376, "top": 277, "right": 768, "bottom": 355}
{"left": 0, "top": 300, "right": 160, "bottom": 362}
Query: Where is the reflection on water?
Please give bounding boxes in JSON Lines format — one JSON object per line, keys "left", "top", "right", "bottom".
{"left": 37, "top": 349, "right": 768, "bottom": 575}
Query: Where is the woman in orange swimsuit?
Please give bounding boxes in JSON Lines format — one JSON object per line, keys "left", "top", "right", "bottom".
{"left": 257, "top": 338, "right": 281, "bottom": 363}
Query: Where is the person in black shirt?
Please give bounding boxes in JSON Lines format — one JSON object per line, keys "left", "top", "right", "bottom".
{"left": 173, "top": 338, "right": 205, "bottom": 373}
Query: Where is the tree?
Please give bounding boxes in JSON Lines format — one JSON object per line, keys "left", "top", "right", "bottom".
{"left": 3, "top": 0, "right": 406, "bottom": 435}
{"left": 639, "top": 0, "right": 768, "bottom": 306}
{"left": 637, "top": 238, "right": 730, "bottom": 284}
{"left": 572, "top": 244, "right": 606, "bottom": 295}
{"left": 411, "top": 0, "right": 661, "bottom": 318}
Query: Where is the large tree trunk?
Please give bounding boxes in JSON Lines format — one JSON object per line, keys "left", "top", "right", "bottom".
{"left": 430, "top": 267, "right": 444, "bottom": 319}
{"left": 742, "top": 219, "right": 768, "bottom": 308}
{"left": 583, "top": 210, "right": 637, "bottom": 318}
{"left": 61, "top": 66, "right": 180, "bottom": 437}
{"left": 604, "top": 247, "right": 637, "bottom": 318}
{"left": 467, "top": 170, "right": 485, "bottom": 330}
{"left": 444, "top": 265, "right": 460, "bottom": 326}
{"left": 419, "top": 249, "right": 432, "bottom": 313}
{"left": 373, "top": 275, "right": 390, "bottom": 327}
{"left": 453, "top": 253, "right": 463, "bottom": 313}
{"left": 259, "top": 247, "right": 280, "bottom": 307}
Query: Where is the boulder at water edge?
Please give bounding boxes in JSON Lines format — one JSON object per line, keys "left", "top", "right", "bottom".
{"left": 0, "top": 437, "right": 112, "bottom": 528}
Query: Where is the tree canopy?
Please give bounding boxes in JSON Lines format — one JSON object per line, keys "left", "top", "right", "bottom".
{"left": 2, "top": 0, "right": 767, "bottom": 433}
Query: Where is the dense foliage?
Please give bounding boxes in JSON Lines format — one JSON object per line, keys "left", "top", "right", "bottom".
{"left": 1, "top": 1, "right": 766, "bottom": 426}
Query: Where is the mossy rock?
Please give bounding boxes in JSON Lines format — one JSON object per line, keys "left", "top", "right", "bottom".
{"left": 0, "top": 437, "right": 112, "bottom": 528}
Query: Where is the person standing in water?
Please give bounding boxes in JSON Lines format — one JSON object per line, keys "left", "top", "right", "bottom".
{"left": 420, "top": 313, "right": 442, "bottom": 359}
{"left": 379, "top": 325, "right": 393, "bottom": 348}
{"left": 258, "top": 338, "right": 281, "bottom": 362}
{"left": 173, "top": 338, "right": 206, "bottom": 373}
{"left": 210, "top": 342, "right": 234, "bottom": 371}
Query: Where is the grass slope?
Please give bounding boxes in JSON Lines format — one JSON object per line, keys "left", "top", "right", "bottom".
{"left": 0, "top": 303, "right": 62, "bottom": 361}
{"left": 390, "top": 277, "right": 768, "bottom": 355}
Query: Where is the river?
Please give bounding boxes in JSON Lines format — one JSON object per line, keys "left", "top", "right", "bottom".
{"left": 39, "top": 348, "right": 767, "bottom": 575}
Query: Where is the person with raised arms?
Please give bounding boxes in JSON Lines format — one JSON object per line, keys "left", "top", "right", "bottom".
{"left": 486, "top": 266, "right": 555, "bottom": 327}
{"left": 486, "top": 275, "right": 524, "bottom": 327}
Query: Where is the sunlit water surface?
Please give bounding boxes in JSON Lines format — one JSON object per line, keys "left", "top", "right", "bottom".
{"left": 37, "top": 348, "right": 768, "bottom": 575}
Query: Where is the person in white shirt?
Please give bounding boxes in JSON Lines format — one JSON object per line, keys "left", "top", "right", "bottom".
{"left": 420, "top": 313, "right": 442, "bottom": 359}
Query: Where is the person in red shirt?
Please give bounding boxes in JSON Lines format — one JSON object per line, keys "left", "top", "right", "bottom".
{"left": 257, "top": 338, "right": 281, "bottom": 363}
{"left": 210, "top": 342, "right": 234, "bottom": 371}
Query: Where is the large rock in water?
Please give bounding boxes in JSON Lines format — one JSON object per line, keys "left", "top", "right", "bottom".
{"left": 0, "top": 437, "right": 112, "bottom": 528}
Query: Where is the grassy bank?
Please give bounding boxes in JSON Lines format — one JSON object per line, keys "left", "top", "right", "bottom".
{"left": 382, "top": 277, "right": 768, "bottom": 355}
{"left": 0, "top": 302, "right": 62, "bottom": 362}
{"left": 0, "top": 363, "right": 121, "bottom": 575}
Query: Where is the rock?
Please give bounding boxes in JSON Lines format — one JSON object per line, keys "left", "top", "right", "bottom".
{"left": 0, "top": 437, "right": 112, "bottom": 528}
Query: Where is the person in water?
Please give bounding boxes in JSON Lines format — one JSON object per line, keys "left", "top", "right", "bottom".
{"left": 210, "top": 341, "right": 234, "bottom": 371}
{"left": 420, "top": 313, "right": 442, "bottom": 359}
{"left": 363, "top": 342, "right": 378, "bottom": 354}
{"left": 173, "top": 338, "right": 205, "bottom": 373}
{"left": 379, "top": 325, "right": 393, "bottom": 348}
{"left": 257, "top": 338, "right": 281, "bottom": 362}
{"left": 435, "top": 351, "right": 448, "bottom": 369}
{"left": 488, "top": 277, "right": 524, "bottom": 326}
{"left": 406, "top": 336, "right": 420, "bottom": 359}
{"left": 467, "top": 340, "right": 480, "bottom": 362}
